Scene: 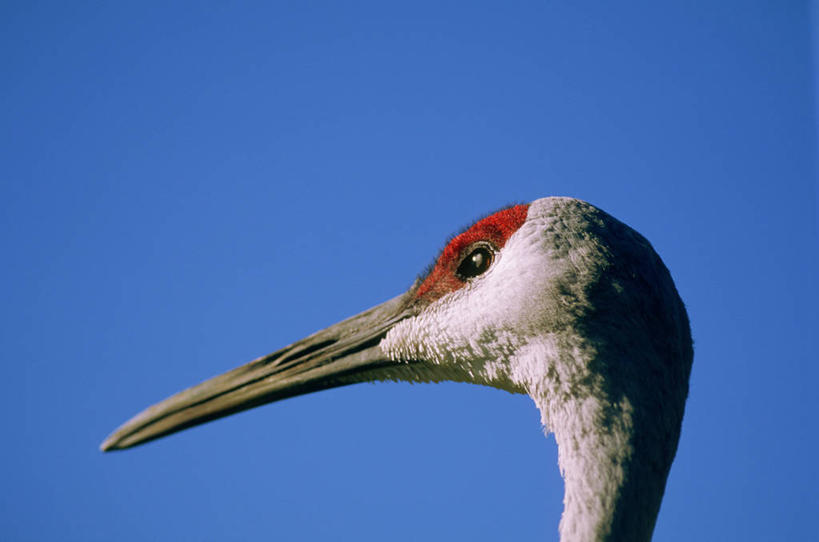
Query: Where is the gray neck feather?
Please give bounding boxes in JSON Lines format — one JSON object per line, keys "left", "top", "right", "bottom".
{"left": 528, "top": 200, "right": 693, "bottom": 541}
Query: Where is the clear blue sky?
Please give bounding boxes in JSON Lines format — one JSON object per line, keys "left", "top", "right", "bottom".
{"left": 2, "top": 2, "right": 817, "bottom": 541}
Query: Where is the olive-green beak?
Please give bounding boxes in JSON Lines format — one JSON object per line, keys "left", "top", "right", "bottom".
{"left": 101, "top": 291, "right": 417, "bottom": 451}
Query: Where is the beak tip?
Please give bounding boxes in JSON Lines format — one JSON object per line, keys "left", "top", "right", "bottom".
{"left": 100, "top": 429, "right": 130, "bottom": 452}
{"left": 100, "top": 436, "right": 117, "bottom": 452}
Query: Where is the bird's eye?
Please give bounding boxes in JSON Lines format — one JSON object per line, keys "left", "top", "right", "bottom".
{"left": 456, "top": 245, "right": 494, "bottom": 280}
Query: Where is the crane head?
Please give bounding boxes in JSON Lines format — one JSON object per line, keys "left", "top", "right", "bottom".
{"left": 101, "top": 196, "right": 692, "bottom": 542}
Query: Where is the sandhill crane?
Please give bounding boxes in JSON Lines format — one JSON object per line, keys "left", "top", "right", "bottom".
{"left": 102, "top": 197, "right": 692, "bottom": 542}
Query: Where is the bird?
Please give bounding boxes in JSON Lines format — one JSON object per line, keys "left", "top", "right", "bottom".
{"left": 101, "top": 196, "right": 692, "bottom": 542}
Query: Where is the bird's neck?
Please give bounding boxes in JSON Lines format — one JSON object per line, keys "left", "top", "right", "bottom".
{"left": 547, "top": 394, "right": 662, "bottom": 542}
{"left": 518, "top": 339, "right": 669, "bottom": 542}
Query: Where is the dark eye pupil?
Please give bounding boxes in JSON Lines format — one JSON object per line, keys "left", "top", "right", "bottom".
{"left": 456, "top": 247, "right": 493, "bottom": 279}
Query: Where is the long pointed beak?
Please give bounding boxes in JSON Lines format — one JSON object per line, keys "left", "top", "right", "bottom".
{"left": 101, "top": 291, "right": 418, "bottom": 451}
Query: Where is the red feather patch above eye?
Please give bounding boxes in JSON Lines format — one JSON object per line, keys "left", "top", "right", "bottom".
{"left": 414, "top": 204, "right": 530, "bottom": 305}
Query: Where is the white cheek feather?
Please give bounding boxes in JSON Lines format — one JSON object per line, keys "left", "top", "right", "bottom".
{"left": 381, "top": 198, "right": 575, "bottom": 394}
